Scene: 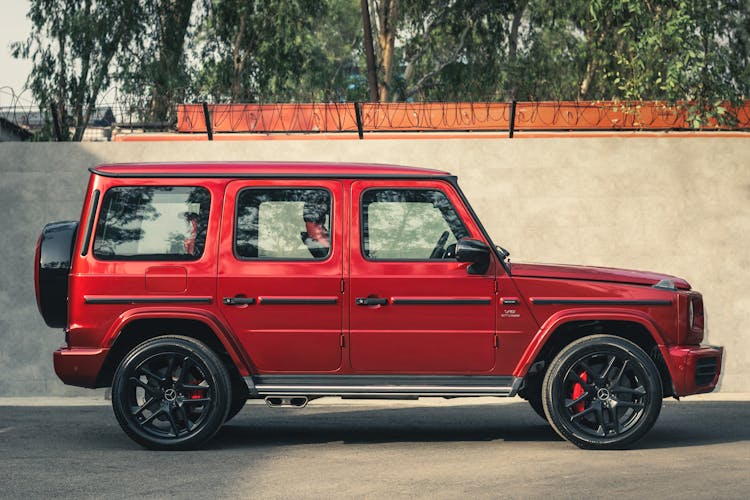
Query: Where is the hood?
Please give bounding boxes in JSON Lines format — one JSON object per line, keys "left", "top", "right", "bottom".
{"left": 510, "top": 262, "right": 691, "bottom": 290}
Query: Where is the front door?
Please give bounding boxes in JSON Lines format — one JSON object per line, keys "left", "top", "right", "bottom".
{"left": 348, "top": 180, "right": 497, "bottom": 373}
{"left": 218, "top": 180, "right": 344, "bottom": 372}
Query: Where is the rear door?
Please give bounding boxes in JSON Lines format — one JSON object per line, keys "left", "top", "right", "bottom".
{"left": 217, "top": 180, "right": 344, "bottom": 372}
{"left": 348, "top": 180, "right": 497, "bottom": 373}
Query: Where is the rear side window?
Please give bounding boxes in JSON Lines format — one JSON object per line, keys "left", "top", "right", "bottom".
{"left": 93, "top": 186, "right": 210, "bottom": 260}
{"left": 235, "top": 188, "right": 331, "bottom": 260}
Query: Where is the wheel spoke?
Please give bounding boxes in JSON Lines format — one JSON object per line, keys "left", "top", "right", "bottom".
{"left": 606, "top": 405, "right": 621, "bottom": 435}
{"left": 178, "top": 405, "right": 193, "bottom": 432}
{"left": 180, "top": 383, "right": 208, "bottom": 391}
{"left": 176, "top": 357, "right": 194, "bottom": 386}
{"left": 139, "top": 366, "right": 166, "bottom": 383}
{"left": 600, "top": 355, "right": 617, "bottom": 381}
{"left": 166, "top": 354, "right": 178, "bottom": 382}
{"left": 568, "top": 371, "right": 594, "bottom": 391}
{"left": 611, "top": 359, "right": 629, "bottom": 386}
{"left": 617, "top": 401, "right": 645, "bottom": 410}
{"left": 140, "top": 408, "right": 164, "bottom": 427}
{"left": 166, "top": 408, "right": 180, "bottom": 437}
{"left": 565, "top": 391, "right": 589, "bottom": 409}
{"left": 129, "top": 376, "right": 159, "bottom": 396}
{"left": 570, "top": 405, "right": 596, "bottom": 422}
{"left": 593, "top": 404, "right": 605, "bottom": 432}
{"left": 182, "top": 397, "right": 211, "bottom": 405}
{"left": 612, "top": 385, "right": 647, "bottom": 397}
{"left": 134, "top": 396, "right": 157, "bottom": 417}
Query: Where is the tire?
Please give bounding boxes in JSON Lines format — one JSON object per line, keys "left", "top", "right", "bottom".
{"left": 112, "top": 336, "right": 231, "bottom": 450}
{"left": 521, "top": 375, "right": 547, "bottom": 422}
{"left": 224, "top": 372, "right": 249, "bottom": 423}
{"left": 527, "top": 395, "right": 547, "bottom": 422}
{"left": 542, "top": 335, "right": 662, "bottom": 450}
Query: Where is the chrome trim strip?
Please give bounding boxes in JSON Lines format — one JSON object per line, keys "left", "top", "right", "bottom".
{"left": 254, "top": 385, "right": 515, "bottom": 396}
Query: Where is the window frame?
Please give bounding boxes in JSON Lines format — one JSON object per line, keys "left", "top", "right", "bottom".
{"left": 92, "top": 185, "right": 212, "bottom": 262}
{"left": 359, "top": 187, "right": 469, "bottom": 262}
{"left": 232, "top": 186, "right": 334, "bottom": 262}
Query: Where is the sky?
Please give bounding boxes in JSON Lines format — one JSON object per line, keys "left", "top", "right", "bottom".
{"left": 0, "top": 0, "right": 33, "bottom": 107}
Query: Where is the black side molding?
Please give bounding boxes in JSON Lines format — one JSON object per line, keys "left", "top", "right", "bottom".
{"left": 391, "top": 298, "right": 492, "bottom": 305}
{"left": 530, "top": 298, "right": 673, "bottom": 306}
{"left": 84, "top": 296, "right": 212, "bottom": 305}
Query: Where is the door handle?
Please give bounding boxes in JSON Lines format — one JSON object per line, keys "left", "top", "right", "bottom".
{"left": 355, "top": 297, "right": 388, "bottom": 306}
{"left": 223, "top": 297, "right": 256, "bottom": 306}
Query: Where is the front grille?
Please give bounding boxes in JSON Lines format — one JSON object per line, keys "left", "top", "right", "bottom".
{"left": 695, "top": 358, "right": 718, "bottom": 386}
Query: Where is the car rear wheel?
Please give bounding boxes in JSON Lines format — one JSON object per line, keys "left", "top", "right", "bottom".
{"left": 112, "top": 336, "right": 231, "bottom": 450}
{"left": 542, "top": 335, "right": 662, "bottom": 449}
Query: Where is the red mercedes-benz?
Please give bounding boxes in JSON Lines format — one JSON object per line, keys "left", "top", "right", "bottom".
{"left": 35, "top": 162, "right": 723, "bottom": 450}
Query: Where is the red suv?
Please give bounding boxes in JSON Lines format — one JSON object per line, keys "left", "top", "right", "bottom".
{"left": 35, "top": 162, "right": 723, "bottom": 450}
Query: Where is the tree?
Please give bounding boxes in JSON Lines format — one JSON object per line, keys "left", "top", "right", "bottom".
{"left": 119, "top": 0, "right": 196, "bottom": 123}
{"left": 398, "top": 0, "right": 516, "bottom": 100}
{"left": 13, "top": 0, "right": 143, "bottom": 140}
{"left": 191, "top": 0, "right": 327, "bottom": 102}
{"left": 518, "top": 0, "right": 750, "bottom": 124}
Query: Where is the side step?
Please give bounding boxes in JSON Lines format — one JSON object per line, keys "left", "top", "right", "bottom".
{"left": 247, "top": 375, "right": 522, "bottom": 398}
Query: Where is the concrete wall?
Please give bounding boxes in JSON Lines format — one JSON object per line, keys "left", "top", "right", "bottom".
{"left": 0, "top": 137, "right": 747, "bottom": 395}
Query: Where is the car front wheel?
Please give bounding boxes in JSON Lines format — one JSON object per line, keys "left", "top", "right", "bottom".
{"left": 112, "top": 336, "right": 231, "bottom": 450}
{"left": 542, "top": 335, "right": 663, "bottom": 449}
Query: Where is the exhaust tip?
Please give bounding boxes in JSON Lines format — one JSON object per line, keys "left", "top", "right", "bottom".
{"left": 265, "top": 396, "right": 309, "bottom": 408}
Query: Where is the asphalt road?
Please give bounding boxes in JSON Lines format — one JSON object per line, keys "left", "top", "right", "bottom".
{"left": 0, "top": 398, "right": 748, "bottom": 499}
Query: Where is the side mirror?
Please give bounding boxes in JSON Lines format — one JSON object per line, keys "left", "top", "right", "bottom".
{"left": 455, "top": 238, "right": 491, "bottom": 275}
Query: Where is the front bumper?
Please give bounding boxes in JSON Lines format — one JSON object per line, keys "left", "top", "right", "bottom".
{"left": 53, "top": 347, "right": 109, "bottom": 388}
{"left": 665, "top": 344, "right": 724, "bottom": 397}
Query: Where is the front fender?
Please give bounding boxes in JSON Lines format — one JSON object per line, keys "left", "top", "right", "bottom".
{"left": 512, "top": 308, "right": 667, "bottom": 378}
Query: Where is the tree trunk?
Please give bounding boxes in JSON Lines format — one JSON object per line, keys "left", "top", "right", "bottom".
{"left": 56, "top": 33, "right": 69, "bottom": 141}
{"left": 377, "top": 0, "right": 398, "bottom": 101}
{"left": 360, "top": 0, "right": 379, "bottom": 102}
{"left": 231, "top": 10, "right": 248, "bottom": 101}
{"left": 507, "top": 2, "right": 526, "bottom": 99}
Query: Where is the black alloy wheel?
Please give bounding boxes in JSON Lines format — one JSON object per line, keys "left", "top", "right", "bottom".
{"left": 542, "top": 335, "right": 663, "bottom": 449}
{"left": 112, "top": 336, "right": 231, "bottom": 450}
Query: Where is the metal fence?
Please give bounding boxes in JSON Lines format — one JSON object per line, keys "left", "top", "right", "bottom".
{"left": 2, "top": 85, "right": 749, "bottom": 142}
{"left": 176, "top": 101, "right": 750, "bottom": 138}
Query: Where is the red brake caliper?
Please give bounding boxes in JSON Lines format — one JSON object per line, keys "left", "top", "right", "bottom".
{"left": 572, "top": 371, "right": 589, "bottom": 413}
{"left": 187, "top": 376, "right": 205, "bottom": 399}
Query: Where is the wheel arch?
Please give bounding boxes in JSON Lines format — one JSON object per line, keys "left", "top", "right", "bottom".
{"left": 514, "top": 310, "right": 674, "bottom": 397}
{"left": 95, "top": 311, "right": 252, "bottom": 388}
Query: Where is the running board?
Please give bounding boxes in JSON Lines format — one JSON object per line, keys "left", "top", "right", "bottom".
{"left": 246, "top": 375, "right": 522, "bottom": 398}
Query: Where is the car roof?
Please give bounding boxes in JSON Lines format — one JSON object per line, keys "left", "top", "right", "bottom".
{"left": 91, "top": 162, "right": 452, "bottom": 178}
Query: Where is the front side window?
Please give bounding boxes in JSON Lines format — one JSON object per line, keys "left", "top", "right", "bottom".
{"left": 362, "top": 189, "right": 469, "bottom": 260}
{"left": 235, "top": 188, "right": 331, "bottom": 260}
{"left": 93, "top": 186, "right": 210, "bottom": 260}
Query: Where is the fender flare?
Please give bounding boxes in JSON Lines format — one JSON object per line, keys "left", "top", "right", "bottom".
{"left": 512, "top": 308, "right": 667, "bottom": 378}
{"left": 103, "top": 307, "right": 255, "bottom": 376}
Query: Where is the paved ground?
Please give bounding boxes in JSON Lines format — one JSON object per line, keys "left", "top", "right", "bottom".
{"left": 1, "top": 397, "right": 748, "bottom": 499}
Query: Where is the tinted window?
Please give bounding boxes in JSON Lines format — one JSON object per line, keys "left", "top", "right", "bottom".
{"left": 93, "top": 186, "right": 210, "bottom": 260}
{"left": 235, "top": 188, "right": 331, "bottom": 260}
{"left": 362, "top": 189, "right": 469, "bottom": 260}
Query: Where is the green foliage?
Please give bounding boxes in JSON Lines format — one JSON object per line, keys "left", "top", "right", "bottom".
{"left": 118, "top": 0, "right": 196, "bottom": 123}
{"left": 191, "top": 0, "right": 329, "bottom": 102}
{"left": 13, "top": 0, "right": 143, "bottom": 140}
{"left": 12, "top": 0, "right": 749, "bottom": 138}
